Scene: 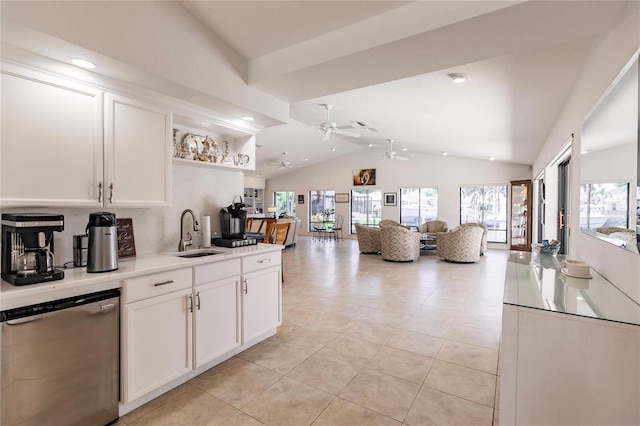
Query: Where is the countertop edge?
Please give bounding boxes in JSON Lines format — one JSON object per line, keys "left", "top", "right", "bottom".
{"left": 1, "top": 244, "right": 283, "bottom": 310}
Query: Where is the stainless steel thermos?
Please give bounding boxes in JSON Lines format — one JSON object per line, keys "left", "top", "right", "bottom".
{"left": 72, "top": 234, "right": 88, "bottom": 267}
{"left": 86, "top": 212, "right": 118, "bottom": 273}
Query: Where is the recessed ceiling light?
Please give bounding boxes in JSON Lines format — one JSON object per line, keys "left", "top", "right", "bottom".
{"left": 240, "top": 115, "right": 254, "bottom": 121}
{"left": 401, "top": 147, "right": 408, "bottom": 151}
{"left": 447, "top": 73, "right": 466, "bottom": 83}
{"left": 304, "top": 157, "right": 309, "bottom": 161}
{"left": 367, "top": 143, "right": 374, "bottom": 148}
{"left": 580, "top": 149, "right": 590, "bottom": 154}
{"left": 331, "top": 148, "right": 336, "bottom": 152}
{"left": 441, "top": 151, "right": 448, "bottom": 156}
{"left": 489, "top": 156, "right": 496, "bottom": 161}
{"left": 71, "top": 58, "right": 96, "bottom": 69}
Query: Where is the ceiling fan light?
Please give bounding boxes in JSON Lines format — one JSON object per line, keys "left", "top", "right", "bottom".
{"left": 448, "top": 73, "right": 466, "bottom": 83}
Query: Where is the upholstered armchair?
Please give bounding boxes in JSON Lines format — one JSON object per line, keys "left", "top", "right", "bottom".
{"left": 418, "top": 220, "right": 448, "bottom": 237}
{"left": 354, "top": 223, "right": 381, "bottom": 254}
{"left": 380, "top": 225, "right": 421, "bottom": 262}
{"left": 460, "top": 222, "right": 488, "bottom": 255}
{"left": 379, "top": 219, "right": 410, "bottom": 229}
{"left": 436, "top": 226, "right": 484, "bottom": 263}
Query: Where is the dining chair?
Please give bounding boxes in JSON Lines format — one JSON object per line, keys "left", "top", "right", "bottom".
{"left": 262, "top": 221, "right": 277, "bottom": 244}
{"left": 327, "top": 214, "right": 344, "bottom": 242}
{"left": 274, "top": 222, "right": 290, "bottom": 245}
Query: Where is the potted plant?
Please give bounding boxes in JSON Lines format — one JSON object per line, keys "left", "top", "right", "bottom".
{"left": 322, "top": 208, "right": 335, "bottom": 221}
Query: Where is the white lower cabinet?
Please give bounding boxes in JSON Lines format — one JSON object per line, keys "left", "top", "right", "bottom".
{"left": 121, "top": 251, "right": 281, "bottom": 408}
{"left": 194, "top": 277, "right": 241, "bottom": 367}
{"left": 123, "top": 288, "right": 192, "bottom": 404}
{"left": 242, "top": 265, "right": 282, "bottom": 343}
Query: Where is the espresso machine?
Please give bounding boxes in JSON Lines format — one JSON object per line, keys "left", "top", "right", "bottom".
{"left": 1, "top": 213, "right": 65, "bottom": 285}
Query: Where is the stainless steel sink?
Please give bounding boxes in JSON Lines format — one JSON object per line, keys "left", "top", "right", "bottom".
{"left": 170, "top": 249, "right": 225, "bottom": 258}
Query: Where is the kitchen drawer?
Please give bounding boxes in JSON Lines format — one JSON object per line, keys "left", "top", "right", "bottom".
{"left": 194, "top": 258, "right": 241, "bottom": 286}
{"left": 242, "top": 250, "right": 281, "bottom": 274}
{"left": 123, "top": 268, "right": 192, "bottom": 304}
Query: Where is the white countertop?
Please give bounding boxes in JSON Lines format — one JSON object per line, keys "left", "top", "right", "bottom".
{"left": 1, "top": 244, "right": 283, "bottom": 310}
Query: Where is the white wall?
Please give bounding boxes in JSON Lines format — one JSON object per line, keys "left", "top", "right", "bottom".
{"left": 2, "top": 166, "right": 244, "bottom": 267}
{"left": 0, "top": 1, "right": 289, "bottom": 124}
{"left": 532, "top": 2, "right": 640, "bottom": 302}
{"left": 266, "top": 149, "right": 531, "bottom": 245}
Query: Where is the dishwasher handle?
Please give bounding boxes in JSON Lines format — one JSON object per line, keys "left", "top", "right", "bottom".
{"left": 1, "top": 289, "right": 120, "bottom": 322}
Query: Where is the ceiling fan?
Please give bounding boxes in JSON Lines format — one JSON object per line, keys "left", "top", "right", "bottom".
{"left": 382, "top": 139, "right": 408, "bottom": 161}
{"left": 315, "top": 104, "right": 361, "bottom": 142}
{"left": 270, "top": 152, "right": 293, "bottom": 169}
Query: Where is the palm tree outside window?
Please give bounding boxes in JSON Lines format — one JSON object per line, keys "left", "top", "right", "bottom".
{"left": 460, "top": 185, "right": 508, "bottom": 243}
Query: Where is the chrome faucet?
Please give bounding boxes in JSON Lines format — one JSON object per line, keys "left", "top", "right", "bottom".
{"left": 178, "top": 209, "right": 200, "bottom": 252}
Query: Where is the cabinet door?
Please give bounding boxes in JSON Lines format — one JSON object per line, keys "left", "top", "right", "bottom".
{"left": 194, "top": 278, "right": 241, "bottom": 368}
{"left": 510, "top": 180, "right": 532, "bottom": 251}
{"left": 242, "top": 266, "right": 282, "bottom": 343}
{"left": 105, "top": 94, "right": 171, "bottom": 207}
{"left": 122, "top": 288, "right": 192, "bottom": 403}
{"left": 0, "top": 67, "right": 103, "bottom": 207}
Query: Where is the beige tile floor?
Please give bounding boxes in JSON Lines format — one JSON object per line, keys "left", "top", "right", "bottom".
{"left": 118, "top": 236, "right": 506, "bottom": 426}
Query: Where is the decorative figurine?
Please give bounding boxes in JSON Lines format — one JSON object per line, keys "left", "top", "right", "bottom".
{"left": 221, "top": 141, "right": 232, "bottom": 164}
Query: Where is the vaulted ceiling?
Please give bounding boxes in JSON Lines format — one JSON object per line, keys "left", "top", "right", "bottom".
{"left": 180, "top": 1, "right": 629, "bottom": 178}
{"left": 1, "top": 1, "right": 634, "bottom": 179}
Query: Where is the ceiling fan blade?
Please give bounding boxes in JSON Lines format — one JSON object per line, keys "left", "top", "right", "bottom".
{"left": 396, "top": 156, "right": 409, "bottom": 161}
{"left": 337, "top": 129, "right": 361, "bottom": 138}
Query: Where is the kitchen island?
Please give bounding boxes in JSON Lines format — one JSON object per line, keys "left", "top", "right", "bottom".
{"left": 500, "top": 252, "right": 640, "bottom": 425}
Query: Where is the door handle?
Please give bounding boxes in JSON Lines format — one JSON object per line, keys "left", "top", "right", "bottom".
{"left": 559, "top": 210, "right": 564, "bottom": 230}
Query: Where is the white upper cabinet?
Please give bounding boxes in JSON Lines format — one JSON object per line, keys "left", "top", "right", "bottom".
{"left": 0, "top": 66, "right": 104, "bottom": 207}
{"left": 104, "top": 94, "right": 171, "bottom": 207}
{"left": 1, "top": 64, "right": 172, "bottom": 208}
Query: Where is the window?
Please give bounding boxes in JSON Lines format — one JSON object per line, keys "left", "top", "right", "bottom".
{"left": 351, "top": 189, "right": 382, "bottom": 233}
{"left": 309, "top": 190, "right": 335, "bottom": 230}
{"left": 579, "top": 182, "right": 629, "bottom": 229}
{"left": 400, "top": 187, "right": 438, "bottom": 228}
{"left": 274, "top": 191, "right": 296, "bottom": 217}
{"left": 460, "top": 185, "right": 508, "bottom": 243}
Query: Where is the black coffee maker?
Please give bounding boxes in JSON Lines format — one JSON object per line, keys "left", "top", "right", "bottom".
{"left": 1, "top": 213, "right": 65, "bottom": 285}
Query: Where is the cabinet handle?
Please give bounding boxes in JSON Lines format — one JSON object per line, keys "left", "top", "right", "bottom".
{"left": 243, "top": 278, "right": 248, "bottom": 294}
{"left": 97, "top": 182, "right": 103, "bottom": 203}
{"left": 186, "top": 294, "right": 193, "bottom": 313}
{"left": 154, "top": 279, "right": 175, "bottom": 287}
{"left": 257, "top": 258, "right": 271, "bottom": 264}
{"left": 196, "top": 292, "right": 201, "bottom": 310}
{"left": 108, "top": 183, "right": 114, "bottom": 204}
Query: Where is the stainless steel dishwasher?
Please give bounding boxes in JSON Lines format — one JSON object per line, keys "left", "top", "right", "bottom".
{"left": 1, "top": 289, "right": 120, "bottom": 426}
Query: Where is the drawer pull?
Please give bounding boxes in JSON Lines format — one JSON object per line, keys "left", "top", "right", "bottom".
{"left": 154, "top": 279, "right": 175, "bottom": 287}
{"left": 243, "top": 278, "right": 248, "bottom": 294}
{"left": 257, "top": 258, "right": 271, "bottom": 264}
